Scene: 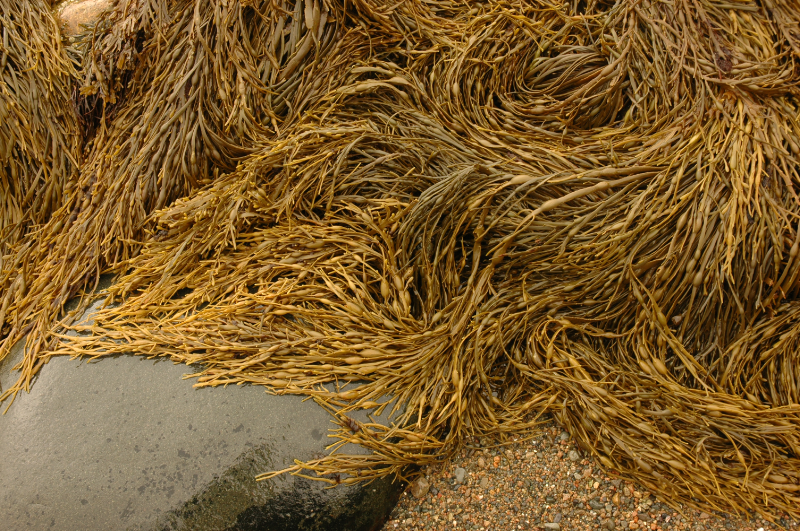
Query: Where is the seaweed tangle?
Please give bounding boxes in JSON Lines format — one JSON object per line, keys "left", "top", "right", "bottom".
{"left": 0, "top": 0, "right": 81, "bottom": 255}
{"left": 3, "top": 0, "right": 800, "bottom": 521}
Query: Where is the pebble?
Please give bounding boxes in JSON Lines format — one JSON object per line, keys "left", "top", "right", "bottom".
{"left": 410, "top": 476, "right": 430, "bottom": 498}
{"left": 479, "top": 477, "right": 488, "bottom": 489}
{"left": 454, "top": 467, "right": 466, "bottom": 484}
{"left": 559, "top": 431, "right": 570, "bottom": 441}
{"left": 477, "top": 457, "right": 486, "bottom": 468}
{"left": 589, "top": 499, "right": 605, "bottom": 510}
{"left": 544, "top": 523, "right": 561, "bottom": 530}
{"left": 568, "top": 450, "right": 580, "bottom": 462}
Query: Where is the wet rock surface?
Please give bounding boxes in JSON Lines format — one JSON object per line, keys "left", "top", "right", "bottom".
{"left": 0, "top": 303, "right": 402, "bottom": 531}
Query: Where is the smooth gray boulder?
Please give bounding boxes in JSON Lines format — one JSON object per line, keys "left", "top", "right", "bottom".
{"left": 0, "top": 302, "right": 403, "bottom": 531}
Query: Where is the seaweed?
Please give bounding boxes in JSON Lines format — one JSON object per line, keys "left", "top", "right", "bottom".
{"left": 3, "top": 0, "right": 800, "bottom": 520}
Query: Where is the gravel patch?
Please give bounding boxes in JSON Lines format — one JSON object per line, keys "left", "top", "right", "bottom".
{"left": 382, "top": 420, "right": 799, "bottom": 531}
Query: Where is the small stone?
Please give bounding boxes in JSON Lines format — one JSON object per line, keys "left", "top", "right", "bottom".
{"left": 544, "top": 523, "right": 561, "bottom": 530}
{"left": 629, "top": 522, "right": 639, "bottom": 530}
{"left": 454, "top": 467, "right": 467, "bottom": 484}
{"left": 612, "top": 493, "right": 621, "bottom": 505}
{"left": 545, "top": 495, "right": 556, "bottom": 503}
{"left": 525, "top": 451, "right": 536, "bottom": 459}
{"left": 568, "top": 450, "right": 580, "bottom": 462}
{"left": 478, "top": 457, "right": 486, "bottom": 468}
{"left": 699, "top": 512, "right": 710, "bottom": 520}
{"left": 554, "top": 513, "right": 562, "bottom": 523}
{"left": 479, "top": 477, "right": 489, "bottom": 489}
{"left": 410, "top": 477, "right": 430, "bottom": 498}
{"left": 574, "top": 472, "right": 583, "bottom": 480}
{"left": 606, "top": 503, "right": 613, "bottom": 512}
{"left": 589, "top": 499, "right": 605, "bottom": 511}
{"left": 606, "top": 521, "right": 616, "bottom": 530}
{"left": 559, "top": 431, "right": 570, "bottom": 441}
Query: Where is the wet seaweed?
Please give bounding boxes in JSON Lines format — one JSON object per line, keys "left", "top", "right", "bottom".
{"left": 3, "top": 0, "right": 800, "bottom": 521}
{"left": 0, "top": 0, "right": 81, "bottom": 255}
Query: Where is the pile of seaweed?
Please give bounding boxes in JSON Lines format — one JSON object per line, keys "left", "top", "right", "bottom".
{"left": 0, "top": 0, "right": 81, "bottom": 255}
{"left": 3, "top": 0, "right": 800, "bottom": 521}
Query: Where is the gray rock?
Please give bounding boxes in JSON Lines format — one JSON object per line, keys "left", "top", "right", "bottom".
{"left": 454, "top": 467, "right": 467, "bottom": 484}
{"left": 553, "top": 512, "right": 562, "bottom": 523}
{"left": 544, "top": 523, "right": 561, "bottom": 530}
{"left": 559, "top": 431, "right": 570, "bottom": 441}
{"left": 568, "top": 450, "right": 580, "bottom": 462}
{"left": 0, "top": 300, "right": 402, "bottom": 531}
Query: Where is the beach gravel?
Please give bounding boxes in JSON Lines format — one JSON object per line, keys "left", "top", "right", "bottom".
{"left": 382, "top": 420, "right": 799, "bottom": 531}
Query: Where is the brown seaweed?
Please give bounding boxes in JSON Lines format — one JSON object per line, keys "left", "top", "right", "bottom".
{"left": 0, "top": 0, "right": 81, "bottom": 255}
{"left": 2, "top": 0, "right": 800, "bottom": 521}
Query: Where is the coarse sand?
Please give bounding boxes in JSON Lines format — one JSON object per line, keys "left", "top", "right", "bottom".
{"left": 382, "top": 420, "right": 799, "bottom": 531}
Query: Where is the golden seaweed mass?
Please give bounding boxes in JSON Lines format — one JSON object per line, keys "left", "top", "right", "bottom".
{"left": 2, "top": 0, "right": 800, "bottom": 521}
